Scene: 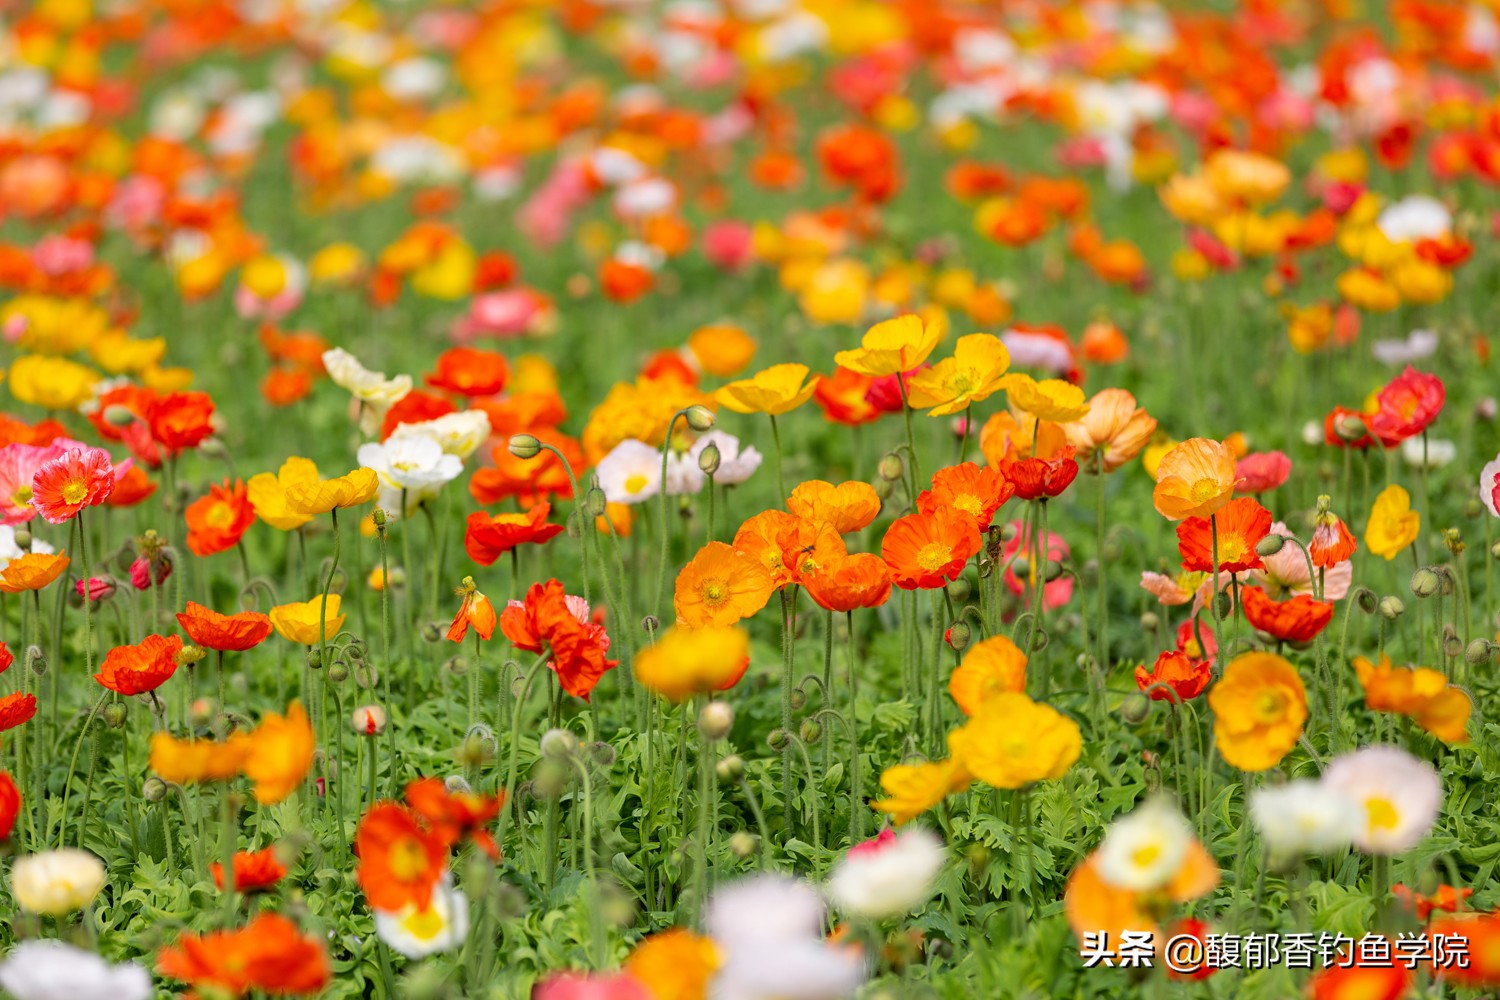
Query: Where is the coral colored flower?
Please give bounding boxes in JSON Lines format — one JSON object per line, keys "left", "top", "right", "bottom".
{"left": 881, "top": 510, "right": 982, "bottom": 590}
{"left": 1392, "top": 883, "right": 1471, "bottom": 921}
{"left": 1367, "top": 366, "right": 1445, "bottom": 446}
{"left": 0, "top": 642, "right": 10, "bottom": 675}
{"left": 0, "top": 692, "right": 37, "bottom": 732}
{"left": 834, "top": 313, "right": 945, "bottom": 377}
{"left": 1176, "top": 497, "right": 1272, "bottom": 574}
{"left": 906, "top": 334, "right": 1011, "bottom": 416}
{"left": 714, "top": 364, "right": 820, "bottom": 416}
{"left": 813, "top": 367, "right": 880, "bottom": 426}
{"left": 1241, "top": 586, "right": 1334, "bottom": 644}
{"left": 917, "top": 463, "right": 1013, "bottom": 529}
{"left": 949, "top": 635, "right": 1028, "bottom": 715}
{"left": 185, "top": 480, "right": 256, "bottom": 557}
{"left": 1135, "top": 651, "right": 1211, "bottom": 703}
{"left": 1207, "top": 651, "right": 1307, "bottom": 771}
{"left": 1002, "top": 445, "right": 1080, "bottom": 500}
{"left": 243, "top": 702, "right": 315, "bottom": 805}
{"left": 29, "top": 447, "right": 115, "bottom": 524}
{"left": 1233, "top": 451, "right": 1291, "bottom": 493}
{"left": 871, "top": 756, "right": 971, "bottom": 825}
{"left": 1152, "top": 438, "right": 1240, "bottom": 521}
{"left": 446, "top": 577, "right": 497, "bottom": 642}
{"left": 634, "top": 624, "right": 750, "bottom": 702}
{"left": 802, "top": 553, "right": 893, "bottom": 613}
{"left": 176, "top": 602, "right": 273, "bottom": 652}
{"left": 1063, "top": 389, "right": 1157, "bottom": 473}
{"left": 1310, "top": 501, "right": 1358, "bottom": 568}
{"left": 463, "top": 504, "right": 565, "bottom": 565}
{"left": 105, "top": 464, "right": 157, "bottom": 507}
{"left": 211, "top": 847, "right": 288, "bottom": 893}
{"left": 425, "top": 346, "right": 508, "bottom": 397}
{"left": 405, "top": 778, "right": 503, "bottom": 860}
{"left": 95, "top": 634, "right": 182, "bottom": 696}
{"left": 157, "top": 912, "right": 330, "bottom": 997}
{"left": 269, "top": 596, "right": 346, "bottom": 646}
{"left": 147, "top": 391, "right": 216, "bottom": 454}
{"left": 948, "top": 693, "right": 1081, "bottom": 789}
{"left": 674, "top": 541, "right": 775, "bottom": 627}
{"left": 1365, "top": 484, "right": 1420, "bottom": 561}
{"left": 0, "top": 552, "right": 69, "bottom": 593}
{"left": 355, "top": 802, "right": 450, "bottom": 912}
{"left": 501, "top": 580, "right": 617, "bottom": 700}
{"left": 247, "top": 457, "right": 321, "bottom": 531}
{"left": 785, "top": 480, "right": 882, "bottom": 534}
{"left": 1353, "top": 654, "right": 1471, "bottom": 744}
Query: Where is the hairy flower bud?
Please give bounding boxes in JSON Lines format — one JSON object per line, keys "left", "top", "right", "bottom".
{"left": 1255, "top": 534, "right": 1286, "bottom": 556}
{"left": 103, "top": 702, "right": 128, "bottom": 729}
{"left": 1120, "top": 692, "right": 1152, "bottom": 725}
{"left": 877, "top": 453, "right": 904, "bottom": 482}
{"left": 584, "top": 487, "right": 607, "bottom": 518}
{"left": 1378, "top": 596, "right": 1405, "bottom": 620}
{"left": 1467, "top": 639, "right": 1493, "bottom": 665}
{"left": 716, "top": 755, "right": 745, "bottom": 782}
{"left": 1410, "top": 567, "right": 1440, "bottom": 599}
{"left": 540, "top": 728, "right": 579, "bottom": 759}
{"left": 945, "top": 621, "right": 971, "bottom": 652}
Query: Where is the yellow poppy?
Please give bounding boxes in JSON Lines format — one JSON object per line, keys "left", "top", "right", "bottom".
{"left": 948, "top": 635, "right": 1029, "bottom": 716}
{"left": 248, "top": 457, "right": 322, "bottom": 531}
{"left": 1206, "top": 651, "right": 1307, "bottom": 771}
{"left": 1001, "top": 373, "right": 1090, "bottom": 423}
{"left": 1364, "top": 484, "right": 1419, "bottom": 561}
{"left": 833, "top": 313, "right": 945, "bottom": 377}
{"left": 284, "top": 467, "right": 380, "bottom": 517}
{"left": 269, "top": 596, "right": 346, "bottom": 646}
{"left": 906, "top": 334, "right": 1012, "bottom": 417}
{"left": 242, "top": 702, "right": 315, "bottom": 804}
{"left": 1151, "top": 438, "right": 1238, "bottom": 521}
{"left": 947, "top": 692, "right": 1081, "bottom": 789}
{"left": 871, "top": 756, "right": 972, "bottom": 825}
{"left": 714, "top": 364, "right": 820, "bottom": 416}
{"left": 7, "top": 354, "right": 99, "bottom": 411}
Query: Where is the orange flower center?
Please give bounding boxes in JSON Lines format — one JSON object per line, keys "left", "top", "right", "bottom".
{"left": 952, "top": 493, "right": 983, "bottom": 517}
{"left": 60, "top": 479, "right": 88, "bottom": 506}
{"left": 389, "top": 836, "right": 429, "bottom": 882}
{"left": 699, "top": 579, "right": 729, "bottom": 608}
{"left": 1190, "top": 477, "right": 1221, "bottom": 503}
{"left": 916, "top": 543, "right": 952, "bottom": 572}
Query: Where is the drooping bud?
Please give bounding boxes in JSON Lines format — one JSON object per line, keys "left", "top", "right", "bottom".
{"left": 1120, "top": 693, "right": 1151, "bottom": 725}
{"left": 1139, "top": 612, "right": 1160, "bottom": 632}
{"left": 1466, "top": 639, "right": 1493, "bottom": 665}
{"left": 799, "top": 719, "right": 821, "bottom": 743}
{"left": 103, "top": 702, "right": 128, "bottom": 729}
{"left": 1410, "top": 567, "right": 1441, "bottom": 599}
{"left": 142, "top": 776, "right": 167, "bottom": 802}
{"left": 716, "top": 754, "right": 745, "bottom": 782}
{"left": 1255, "top": 534, "right": 1286, "bottom": 557}
{"left": 946, "top": 621, "right": 971, "bottom": 652}
{"left": 684, "top": 405, "right": 715, "bottom": 432}
{"left": 540, "top": 728, "right": 579, "bottom": 759}
{"left": 877, "top": 453, "right": 904, "bottom": 482}
{"left": 1378, "top": 596, "right": 1405, "bottom": 620}
{"left": 766, "top": 728, "right": 789, "bottom": 752}
{"left": 584, "top": 487, "right": 607, "bottom": 518}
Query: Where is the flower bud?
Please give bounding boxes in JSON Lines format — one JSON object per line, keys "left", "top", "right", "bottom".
{"left": 1410, "top": 567, "right": 1441, "bottom": 599}
{"left": 766, "top": 728, "right": 789, "bottom": 752}
{"left": 507, "top": 434, "right": 541, "bottom": 459}
{"left": 716, "top": 754, "right": 745, "bottom": 782}
{"left": 445, "top": 775, "right": 472, "bottom": 795}
{"left": 26, "top": 646, "right": 45, "bottom": 676}
{"left": 540, "top": 728, "right": 579, "bottom": 759}
{"left": 874, "top": 477, "right": 894, "bottom": 500}
{"left": 458, "top": 732, "right": 495, "bottom": 768}
{"left": 729, "top": 831, "right": 758, "bottom": 858}
{"left": 1010, "top": 556, "right": 1031, "bottom": 579}
{"left": 588, "top": 741, "right": 617, "bottom": 768}
{"left": 1443, "top": 631, "right": 1463, "bottom": 660}
{"left": 421, "top": 622, "right": 442, "bottom": 643}
{"left": 698, "top": 701, "right": 734, "bottom": 740}
{"left": 641, "top": 615, "right": 660, "bottom": 636}
{"left": 788, "top": 688, "right": 806, "bottom": 711}
{"left": 1466, "top": 639, "right": 1493, "bottom": 665}
{"left": 372, "top": 507, "right": 387, "bottom": 527}
{"left": 11, "top": 529, "right": 30, "bottom": 550}
{"left": 142, "top": 776, "right": 168, "bottom": 802}
{"left": 1464, "top": 498, "right": 1484, "bottom": 519}
{"left": 531, "top": 758, "right": 569, "bottom": 799}
{"left": 103, "top": 702, "right": 128, "bottom": 729}
{"left": 1378, "top": 596, "right": 1405, "bottom": 620}
{"left": 799, "top": 720, "right": 822, "bottom": 744}
{"left": 327, "top": 662, "right": 349, "bottom": 684}
{"left": 1335, "top": 414, "right": 1367, "bottom": 442}
{"left": 946, "top": 577, "right": 971, "bottom": 602}
{"left": 351, "top": 705, "right": 387, "bottom": 735}
{"left": 878, "top": 453, "right": 904, "bottom": 482}
{"left": 198, "top": 438, "right": 228, "bottom": 460}
{"left": 697, "top": 442, "right": 721, "bottom": 476}
{"left": 1214, "top": 591, "right": 1232, "bottom": 620}
{"left": 1255, "top": 534, "right": 1286, "bottom": 557}
{"left": 103, "top": 404, "right": 137, "bottom": 427}
{"left": 999, "top": 523, "right": 1018, "bottom": 542}
{"left": 584, "top": 487, "right": 607, "bottom": 518}
{"left": 1355, "top": 588, "right": 1378, "bottom": 615}
{"left": 1120, "top": 692, "right": 1152, "bottom": 725}
{"left": 190, "top": 698, "right": 215, "bottom": 728}
{"left": 945, "top": 621, "right": 971, "bottom": 651}
{"left": 684, "top": 405, "right": 715, "bottom": 432}
{"left": 1139, "top": 611, "right": 1160, "bottom": 632}
{"left": 1044, "top": 559, "right": 1064, "bottom": 582}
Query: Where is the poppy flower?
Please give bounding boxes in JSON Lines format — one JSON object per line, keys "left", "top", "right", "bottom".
{"left": 104, "top": 464, "right": 157, "bottom": 507}
{"left": 813, "top": 367, "right": 880, "bottom": 426}
{"left": 834, "top": 314, "right": 945, "bottom": 378}
{"left": 176, "top": 602, "right": 273, "bottom": 652}
{"left": 157, "top": 911, "right": 330, "bottom": 997}
{"left": 211, "top": 847, "right": 288, "bottom": 893}
{"left": 633, "top": 624, "right": 749, "bottom": 703}
{"left": 0, "top": 692, "right": 37, "bottom": 732}
{"left": 1176, "top": 497, "right": 1271, "bottom": 575}
{"left": 354, "top": 802, "right": 450, "bottom": 912}
{"left": 906, "top": 334, "right": 1012, "bottom": 416}
{"left": 425, "top": 347, "right": 509, "bottom": 397}
{"left": 0, "top": 771, "right": 17, "bottom": 841}
{"left": 802, "top": 552, "right": 893, "bottom": 613}
{"left": 95, "top": 634, "right": 182, "bottom": 696}
{"left": 247, "top": 457, "right": 321, "bottom": 531}
{"left": 1310, "top": 502, "right": 1358, "bottom": 567}
{"left": 284, "top": 467, "right": 380, "bottom": 517}
{"left": 1241, "top": 586, "right": 1334, "bottom": 644}
{"left": 1003, "top": 374, "right": 1090, "bottom": 423}
{"left": 147, "top": 391, "right": 216, "bottom": 453}
{"left": 1307, "top": 960, "right": 1411, "bottom": 1000}
{"left": 871, "top": 756, "right": 972, "bottom": 825}
{"left": 784, "top": 480, "right": 881, "bottom": 534}
{"left": 881, "top": 510, "right": 982, "bottom": 590}
{"left": 948, "top": 693, "right": 1081, "bottom": 789}
{"left": 686, "top": 324, "right": 757, "bottom": 378}
{"left": 1323, "top": 405, "right": 1375, "bottom": 449}
{"left": 149, "top": 731, "right": 252, "bottom": 786}
{"left": 1367, "top": 366, "right": 1445, "bottom": 446}
{"left": 1393, "top": 883, "right": 1472, "bottom": 921}
{"left": 1135, "top": 651, "right": 1211, "bottom": 703}
{"left": 1207, "top": 651, "right": 1307, "bottom": 771}
{"left": 1152, "top": 438, "right": 1239, "bottom": 521}
{"left": 501, "top": 580, "right": 617, "bottom": 701}
{"left": 916, "top": 463, "right": 1013, "bottom": 529}
{"left": 0, "top": 642, "right": 10, "bottom": 674}
{"left": 269, "top": 596, "right": 346, "bottom": 646}
{"left": 463, "top": 504, "right": 565, "bottom": 565}
{"left": 0, "top": 552, "right": 69, "bottom": 593}
{"left": 1364, "top": 484, "right": 1420, "bottom": 561}
{"left": 29, "top": 447, "right": 115, "bottom": 524}
{"left": 1062, "top": 389, "right": 1157, "bottom": 473}
{"left": 1002, "top": 446, "right": 1080, "bottom": 501}
{"left": 243, "top": 702, "right": 315, "bottom": 805}
{"left": 184, "top": 480, "right": 257, "bottom": 557}
{"left": 447, "top": 577, "right": 497, "bottom": 642}
{"left": 1233, "top": 451, "right": 1291, "bottom": 493}
{"left": 949, "top": 635, "right": 1028, "bottom": 715}
{"left": 715, "top": 364, "right": 820, "bottom": 416}
{"left": 381, "top": 390, "right": 458, "bottom": 440}
{"left": 674, "top": 541, "right": 775, "bottom": 628}
{"left": 1353, "top": 654, "right": 1471, "bottom": 744}
{"left": 405, "top": 778, "right": 503, "bottom": 860}
{"left": 470, "top": 428, "right": 584, "bottom": 506}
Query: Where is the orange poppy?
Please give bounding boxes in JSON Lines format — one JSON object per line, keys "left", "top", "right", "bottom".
{"left": 176, "top": 601, "right": 273, "bottom": 652}
{"left": 1310, "top": 508, "right": 1358, "bottom": 567}
{"left": 1429, "top": 913, "right": 1500, "bottom": 988}
{"left": 243, "top": 702, "right": 316, "bottom": 805}
{"left": 354, "top": 802, "right": 450, "bottom": 912}
{"left": 881, "top": 510, "right": 982, "bottom": 590}
{"left": 262, "top": 366, "right": 313, "bottom": 406}
{"left": 469, "top": 428, "right": 584, "bottom": 507}
{"left": 158, "top": 911, "right": 330, "bottom": 997}
{"left": 149, "top": 731, "right": 252, "bottom": 785}
{"left": 381, "top": 390, "right": 457, "bottom": 439}
{"left": 95, "top": 634, "right": 183, "bottom": 695}
{"left": 500, "top": 579, "right": 618, "bottom": 701}
{"left": 463, "top": 504, "right": 565, "bottom": 565}
{"left": 104, "top": 464, "right": 158, "bottom": 507}
{"left": 1152, "top": 438, "right": 1240, "bottom": 521}
{"left": 1134, "top": 650, "right": 1211, "bottom": 702}
{"left": 0, "top": 771, "right": 17, "bottom": 841}
{"left": 917, "top": 463, "right": 1014, "bottom": 530}
{"left": 447, "top": 578, "right": 498, "bottom": 642}
{"left": 0, "top": 551, "right": 70, "bottom": 593}
{"left": 426, "top": 346, "right": 509, "bottom": 397}
{"left": 674, "top": 541, "right": 776, "bottom": 628}
{"left": 0, "top": 692, "right": 36, "bottom": 732}
{"left": 775, "top": 518, "right": 849, "bottom": 587}
{"left": 470, "top": 390, "right": 568, "bottom": 438}
{"left": 1241, "top": 586, "right": 1334, "bottom": 643}
{"left": 802, "top": 552, "right": 893, "bottom": 613}
{"left": 1176, "top": 497, "right": 1271, "bottom": 574}
{"left": 785, "top": 480, "right": 882, "bottom": 534}
{"left": 1307, "top": 960, "right": 1412, "bottom": 1000}
{"left": 405, "top": 777, "right": 503, "bottom": 860}
{"left": 185, "top": 480, "right": 256, "bottom": 557}
{"left": 732, "top": 510, "right": 799, "bottom": 589}
{"left": 211, "top": 847, "right": 288, "bottom": 893}
{"left": 148, "top": 390, "right": 217, "bottom": 453}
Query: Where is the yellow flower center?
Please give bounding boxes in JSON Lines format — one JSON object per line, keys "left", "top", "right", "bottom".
{"left": 1365, "top": 796, "right": 1400, "bottom": 831}
{"left": 400, "top": 905, "right": 446, "bottom": 942}
{"left": 700, "top": 579, "right": 729, "bottom": 608}
{"left": 11, "top": 486, "right": 31, "bottom": 506}
{"left": 1130, "top": 843, "right": 1163, "bottom": 870}
{"left": 917, "top": 543, "right": 952, "bottom": 572}
{"left": 1183, "top": 638, "right": 1203, "bottom": 658}
{"left": 953, "top": 493, "right": 983, "bottom": 517}
{"left": 624, "top": 473, "right": 649, "bottom": 495}
{"left": 389, "top": 836, "right": 428, "bottom": 881}
{"left": 946, "top": 368, "right": 980, "bottom": 395}
{"left": 60, "top": 479, "right": 88, "bottom": 506}
{"left": 1190, "top": 477, "right": 1221, "bottom": 503}
{"left": 1216, "top": 536, "right": 1247, "bottom": 565}
{"left": 1253, "top": 689, "right": 1286, "bottom": 723}
{"left": 206, "top": 502, "right": 234, "bottom": 528}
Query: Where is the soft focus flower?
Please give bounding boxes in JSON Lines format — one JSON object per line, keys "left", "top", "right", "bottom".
{"left": 1063, "top": 389, "right": 1157, "bottom": 472}
{"left": 10, "top": 849, "right": 106, "bottom": 915}
{"left": 1207, "top": 651, "right": 1307, "bottom": 771}
{"left": 949, "top": 634, "right": 1029, "bottom": 715}
{"left": 1249, "top": 779, "right": 1361, "bottom": 859}
{"left": 595, "top": 439, "right": 663, "bottom": 505}
{"left": 374, "top": 876, "right": 470, "bottom": 958}
{"left": 0, "top": 941, "right": 151, "bottom": 1000}
{"left": 1364, "top": 484, "right": 1420, "bottom": 560}
{"left": 1094, "top": 797, "right": 1194, "bottom": 891}
{"left": 1321, "top": 746, "right": 1442, "bottom": 855}
{"left": 1354, "top": 654, "right": 1471, "bottom": 744}
{"left": 948, "top": 692, "right": 1081, "bottom": 789}
{"left": 156, "top": 912, "right": 329, "bottom": 997}
{"left": 826, "top": 827, "right": 946, "bottom": 919}
{"left": 1152, "top": 438, "right": 1239, "bottom": 520}
{"left": 715, "top": 364, "right": 820, "bottom": 416}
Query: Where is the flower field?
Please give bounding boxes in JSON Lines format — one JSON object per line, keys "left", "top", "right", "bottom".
{"left": 3, "top": 0, "right": 1500, "bottom": 997}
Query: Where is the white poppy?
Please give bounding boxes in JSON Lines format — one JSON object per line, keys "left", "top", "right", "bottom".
{"left": 689, "top": 430, "right": 763, "bottom": 486}
{"left": 595, "top": 439, "right": 663, "bottom": 505}
{"left": 1376, "top": 195, "right": 1452, "bottom": 244}
{"left": 1371, "top": 329, "right": 1438, "bottom": 368}
{"left": 374, "top": 876, "right": 470, "bottom": 959}
{"left": 1400, "top": 435, "right": 1455, "bottom": 469}
{"left": 1250, "top": 779, "right": 1362, "bottom": 857}
{"left": 1320, "top": 746, "right": 1442, "bottom": 855}
{"left": 0, "top": 941, "right": 151, "bottom": 1000}
{"left": 825, "top": 827, "right": 946, "bottom": 919}
{"left": 1093, "top": 797, "right": 1193, "bottom": 891}
{"left": 322, "top": 347, "right": 412, "bottom": 436}
{"left": 388, "top": 410, "right": 491, "bottom": 459}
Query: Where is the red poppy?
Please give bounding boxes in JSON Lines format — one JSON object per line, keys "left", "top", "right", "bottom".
{"left": 0, "top": 642, "right": 11, "bottom": 674}
{"left": 185, "top": 480, "right": 256, "bottom": 557}
{"left": 0, "top": 771, "right": 17, "bottom": 840}
{"left": 814, "top": 367, "right": 880, "bottom": 426}
{"left": 104, "top": 464, "right": 158, "bottom": 507}
{"left": 464, "top": 504, "right": 565, "bottom": 565}
{"left": 1241, "top": 586, "right": 1334, "bottom": 643}
{"left": 1307, "top": 959, "right": 1410, "bottom": 1000}
{"left": 1166, "top": 918, "right": 1216, "bottom": 981}
{"left": 1367, "top": 366, "right": 1445, "bottom": 447}
{"left": 148, "top": 391, "right": 216, "bottom": 454}
{"left": 881, "top": 510, "right": 982, "bottom": 590}
{"left": 381, "top": 390, "right": 457, "bottom": 440}
{"left": 353, "top": 802, "right": 450, "bottom": 912}
{"left": 426, "top": 347, "right": 509, "bottom": 397}
{"left": 157, "top": 911, "right": 330, "bottom": 997}
{"left": 96, "top": 634, "right": 183, "bottom": 695}
{"left": 802, "top": 552, "right": 894, "bottom": 612}
{"left": 1002, "top": 446, "right": 1080, "bottom": 501}
{"left": 176, "top": 601, "right": 274, "bottom": 652}
{"left": 1323, "top": 405, "right": 1376, "bottom": 449}
{"left": 0, "top": 692, "right": 37, "bottom": 731}
{"left": 917, "top": 463, "right": 1015, "bottom": 530}
{"left": 1234, "top": 451, "right": 1291, "bottom": 493}
{"left": 501, "top": 580, "right": 618, "bottom": 701}
{"left": 1134, "top": 650, "right": 1211, "bottom": 703}
{"left": 1393, "top": 883, "right": 1472, "bottom": 921}
{"left": 1429, "top": 912, "right": 1500, "bottom": 987}
{"left": 405, "top": 777, "right": 503, "bottom": 860}
{"left": 211, "top": 847, "right": 288, "bottom": 893}
{"left": 469, "top": 428, "right": 584, "bottom": 507}
{"left": 1176, "top": 497, "right": 1271, "bottom": 575}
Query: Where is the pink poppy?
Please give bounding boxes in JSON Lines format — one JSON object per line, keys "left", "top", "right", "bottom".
{"left": 1001, "top": 520, "right": 1074, "bottom": 614}
{"left": 1234, "top": 451, "right": 1292, "bottom": 493}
